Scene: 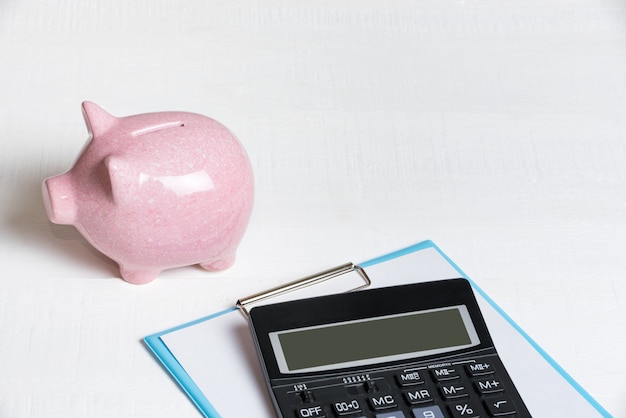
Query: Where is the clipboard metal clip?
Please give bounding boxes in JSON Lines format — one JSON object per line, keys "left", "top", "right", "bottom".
{"left": 236, "top": 263, "right": 371, "bottom": 317}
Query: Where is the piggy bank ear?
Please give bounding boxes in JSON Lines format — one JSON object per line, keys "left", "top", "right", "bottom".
{"left": 82, "top": 101, "right": 117, "bottom": 137}
{"left": 103, "top": 155, "right": 133, "bottom": 205}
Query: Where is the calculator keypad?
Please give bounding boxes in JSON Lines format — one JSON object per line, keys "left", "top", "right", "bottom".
{"left": 280, "top": 356, "right": 529, "bottom": 418}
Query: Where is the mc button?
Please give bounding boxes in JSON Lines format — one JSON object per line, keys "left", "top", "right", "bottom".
{"left": 369, "top": 393, "right": 398, "bottom": 410}
{"left": 297, "top": 404, "right": 326, "bottom": 418}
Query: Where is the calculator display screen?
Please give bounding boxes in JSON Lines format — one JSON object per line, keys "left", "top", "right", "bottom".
{"left": 269, "top": 305, "right": 479, "bottom": 374}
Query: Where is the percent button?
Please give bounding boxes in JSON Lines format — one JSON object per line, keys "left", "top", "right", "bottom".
{"left": 449, "top": 402, "right": 481, "bottom": 418}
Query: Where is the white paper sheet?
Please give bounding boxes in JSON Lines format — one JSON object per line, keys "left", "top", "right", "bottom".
{"left": 155, "top": 246, "right": 608, "bottom": 417}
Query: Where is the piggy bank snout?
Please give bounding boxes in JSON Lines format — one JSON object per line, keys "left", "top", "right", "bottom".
{"left": 43, "top": 174, "right": 76, "bottom": 225}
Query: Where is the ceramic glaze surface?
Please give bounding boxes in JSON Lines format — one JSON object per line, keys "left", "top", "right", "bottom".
{"left": 43, "top": 102, "right": 254, "bottom": 284}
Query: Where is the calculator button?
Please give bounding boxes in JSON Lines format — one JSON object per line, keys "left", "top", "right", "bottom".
{"left": 466, "top": 362, "right": 495, "bottom": 377}
{"left": 484, "top": 396, "right": 517, "bottom": 416}
{"left": 296, "top": 404, "right": 326, "bottom": 418}
{"left": 332, "top": 399, "right": 363, "bottom": 416}
{"left": 403, "top": 387, "right": 433, "bottom": 405}
{"left": 396, "top": 371, "right": 424, "bottom": 386}
{"left": 345, "top": 384, "right": 365, "bottom": 396}
{"left": 439, "top": 383, "right": 469, "bottom": 400}
{"left": 411, "top": 405, "right": 445, "bottom": 418}
{"left": 430, "top": 366, "right": 460, "bottom": 382}
{"left": 365, "top": 380, "right": 380, "bottom": 393}
{"left": 448, "top": 401, "right": 481, "bottom": 418}
{"left": 376, "top": 411, "right": 407, "bottom": 418}
{"left": 368, "top": 394, "right": 398, "bottom": 410}
{"left": 296, "top": 390, "right": 315, "bottom": 403}
{"left": 474, "top": 378, "right": 504, "bottom": 395}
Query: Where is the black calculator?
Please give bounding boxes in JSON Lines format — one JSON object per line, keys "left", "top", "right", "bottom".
{"left": 248, "top": 278, "right": 531, "bottom": 418}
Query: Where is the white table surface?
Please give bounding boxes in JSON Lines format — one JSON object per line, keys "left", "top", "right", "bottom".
{"left": 1, "top": 1, "right": 624, "bottom": 417}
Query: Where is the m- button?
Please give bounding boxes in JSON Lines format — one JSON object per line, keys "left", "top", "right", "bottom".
{"left": 430, "top": 366, "right": 460, "bottom": 382}
{"left": 439, "top": 384, "right": 469, "bottom": 400}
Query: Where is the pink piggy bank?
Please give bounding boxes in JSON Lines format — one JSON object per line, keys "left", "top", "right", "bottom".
{"left": 43, "top": 102, "right": 254, "bottom": 284}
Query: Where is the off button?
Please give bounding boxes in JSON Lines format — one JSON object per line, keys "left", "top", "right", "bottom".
{"left": 297, "top": 404, "right": 326, "bottom": 418}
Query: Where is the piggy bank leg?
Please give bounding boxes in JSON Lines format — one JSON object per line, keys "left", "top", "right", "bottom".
{"left": 119, "top": 265, "right": 161, "bottom": 285}
{"left": 199, "top": 253, "right": 236, "bottom": 271}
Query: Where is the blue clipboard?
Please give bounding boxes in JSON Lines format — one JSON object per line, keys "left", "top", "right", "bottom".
{"left": 144, "top": 240, "right": 612, "bottom": 417}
